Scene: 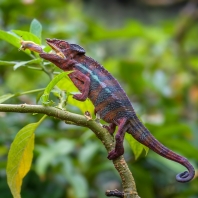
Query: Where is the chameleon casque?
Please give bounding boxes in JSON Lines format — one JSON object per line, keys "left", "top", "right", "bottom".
{"left": 39, "top": 38, "right": 195, "bottom": 182}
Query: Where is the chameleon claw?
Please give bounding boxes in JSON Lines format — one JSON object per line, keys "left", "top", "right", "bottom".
{"left": 107, "top": 148, "right": 124, "bottom": 160}
{"left": 73, "top": 94, "right": 87, "bottom": 101}
{"left": 106, "top": 189, "right": 124, "bottom": 197}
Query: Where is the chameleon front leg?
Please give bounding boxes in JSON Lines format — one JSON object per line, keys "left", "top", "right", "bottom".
{"left": 68, "top": 70, "right": 90, "bottom": 101}
{"left": 107, "top": 118, "right": 128, "bottom": 160}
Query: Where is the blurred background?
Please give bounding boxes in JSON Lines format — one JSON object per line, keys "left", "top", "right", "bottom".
{"left": 0, "top": 0, "right": 198, "bottom": 197}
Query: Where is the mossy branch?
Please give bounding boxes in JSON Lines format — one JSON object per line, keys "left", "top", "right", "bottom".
{"left": 0, "top": 103, "right": 140, "bottom": 198}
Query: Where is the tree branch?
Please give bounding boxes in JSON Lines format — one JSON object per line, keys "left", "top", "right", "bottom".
{"left": 0, "top": 103, "right": 140, "bottom": 198}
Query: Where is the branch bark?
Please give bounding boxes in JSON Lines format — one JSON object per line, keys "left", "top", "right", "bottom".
{"left": 0, "top": 104, "right": 140, "bottom": 198}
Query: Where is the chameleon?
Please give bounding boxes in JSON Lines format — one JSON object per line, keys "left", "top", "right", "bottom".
{"left": 36, "top": 38, "right": 195, "bottom": 182}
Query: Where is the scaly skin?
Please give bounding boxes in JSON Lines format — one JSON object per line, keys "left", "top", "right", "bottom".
{"left": 39, "top": 38, "right": 195, "bottom": 182}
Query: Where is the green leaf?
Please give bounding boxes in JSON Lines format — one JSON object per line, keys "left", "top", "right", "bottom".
{"left": 0, "top": 30, "right": 21, "bottom": 48}
{"left": 30, "top": 19, "right": 42, "bottom": 40}
{"left": 12, "top": 30, "right": 41, "bottom": 44}
{"left": 6, "top": 116, "right": 46, "bottom": 198}
{"left": 13, "top": 58, "right": 41, "bottom": 70}
{"left": 0, "top": 94, "right": 15, "bottom": 104}
{"left": 41, "top": 72, "right": 70, "bottom": 106}
{"left": 125, "top": 133, "right": 149, "bottom": 160}
{"left": 0, "top": 30, "right": 30, "bottom": 55}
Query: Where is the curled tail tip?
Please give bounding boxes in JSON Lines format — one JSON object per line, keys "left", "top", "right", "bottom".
{"left": 176, "top": 170, "right": 195, "bottom": 183}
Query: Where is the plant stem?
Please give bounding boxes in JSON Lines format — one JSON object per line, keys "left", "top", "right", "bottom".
{"left": 0, "top": 103, "right": 140, "bottom": 198}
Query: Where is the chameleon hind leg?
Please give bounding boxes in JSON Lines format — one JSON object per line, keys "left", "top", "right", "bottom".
{"left": 103, "top": 123, "right": 116, "bottom": 135}
{"left": 94, "top": 109, "right": 116, "bottom": 134}
{"left": 107, "top": 118, "right": 129, "bottom": 160}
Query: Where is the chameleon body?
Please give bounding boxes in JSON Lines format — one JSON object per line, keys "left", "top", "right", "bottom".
{"left": 39, "top": 38, "right": 195, "bottom": 182}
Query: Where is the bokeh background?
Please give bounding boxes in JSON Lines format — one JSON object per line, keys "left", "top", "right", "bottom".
{"left": 0, "top": 0, "right": 198, "bottom": 197}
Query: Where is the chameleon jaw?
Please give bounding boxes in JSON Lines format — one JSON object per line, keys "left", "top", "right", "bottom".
{"left": 46, "top": 40, "right": 66, "bottom": 59}
{"left": 19, "top": 39, "right": 65, "bottom": 59}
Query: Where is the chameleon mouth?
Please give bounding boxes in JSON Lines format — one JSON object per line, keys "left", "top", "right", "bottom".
{"left": 46, "top": 39, "right": 66, "bottom": 59}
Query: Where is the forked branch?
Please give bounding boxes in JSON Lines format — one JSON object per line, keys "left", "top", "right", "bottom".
{"left": 0, "top": 104, "right": 140, "bottom": 198}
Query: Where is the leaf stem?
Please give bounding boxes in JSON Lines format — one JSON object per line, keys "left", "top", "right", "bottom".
{"left": 14, "top": 88, "right": 45, "bottom": 96}
{"left": 27, "top": 66, "right": 43, "bottom": 70}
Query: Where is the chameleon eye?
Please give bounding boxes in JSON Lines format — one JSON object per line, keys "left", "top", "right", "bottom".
{"left": 59, "top": 43, "right": 64, "bottom": 49}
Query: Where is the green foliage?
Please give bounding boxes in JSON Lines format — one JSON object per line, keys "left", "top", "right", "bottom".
{"left": 35, "top": 139, "right": 89, "bottom": 198}
{"left": 0, "top": 2, "right": 198, "bottom": 198}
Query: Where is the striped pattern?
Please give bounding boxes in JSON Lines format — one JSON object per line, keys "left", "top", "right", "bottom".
{"left": 74, "top": 57, "right": 134, "bottom": 123}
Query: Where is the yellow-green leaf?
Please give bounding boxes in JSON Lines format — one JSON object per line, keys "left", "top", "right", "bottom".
{"left": 6, "top": 116, "right": 46, "bottom": 198}
{"left": 56, "top": 75, "right": 94, "bottom": 114}
{"left": 125, "top": 133, "right": 149, "bottom": 160}
{"left": 67, "top": 95, "right": 94, "bottom": 115}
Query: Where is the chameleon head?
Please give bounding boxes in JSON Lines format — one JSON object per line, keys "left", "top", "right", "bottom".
{"left": 46, "top": 38, "right": 69, "bottom": 59}
{"left": 39, "top": 38, "right": 79, "bottom": 70}
{"left": 39, "top": 38, "right": 68, "bottom": 65}
{"left": 42, "top": 38, "right": 86, "bottom": 59}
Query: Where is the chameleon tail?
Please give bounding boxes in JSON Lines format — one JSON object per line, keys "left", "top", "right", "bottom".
{"left": 128, "top": 117, "right": 195, "bottom": 183}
